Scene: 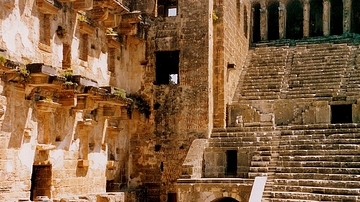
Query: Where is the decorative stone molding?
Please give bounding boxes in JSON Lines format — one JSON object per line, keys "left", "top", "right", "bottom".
{"left": 107, "top": 35, "right": 121, "bottom": 48}
{"left": 93, "top": 0, "right": 129, "bottom": 12}
{"left": 90, "top": 6, "right": 109, "bottom": 21}
{"left": 37, "top": 0, "right": 62, "bottom": 14}
{"left": 78, "top": 21, "right": 95, "bottom": 34}
{"left": 74, "top": 0, "right": 93, "bottom": 11}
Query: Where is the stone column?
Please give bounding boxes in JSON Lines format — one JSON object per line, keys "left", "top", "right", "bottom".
{"left": 279, "top": 2, "right": 286, "bottom": 39}
{"left": 36, "top": 100, "right": 60, "bottom": 144}
{"left": 343, "top": 0, "right": 351, "bottom": 33}
{"left": 260, "top": 2, "right": 268, "bottom": 41}
{"left": 323, "top": 0, "right": 330, "bottom": 36}
{"left": 77, "top": 119, "right": 96, "bottom": 160}
{"left": 303, "top": 0, "right": 310, "bottom": 38}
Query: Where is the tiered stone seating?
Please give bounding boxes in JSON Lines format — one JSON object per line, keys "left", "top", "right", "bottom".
{"left": 238, "top": 46, "right": 290, "bottom": 100}
{"left": 234, "top": 41, "right": 355, "bottom": 102}
{"left": 268, "top": 124, "right": 360, "bottom": 202}
{"left": 345, "top": 45, "right": 360, "bottom": 98}
{"left": 287, "top": 43, "right": 353, "bottom": 98}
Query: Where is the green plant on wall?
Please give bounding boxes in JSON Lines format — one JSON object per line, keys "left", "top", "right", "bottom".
{"left": 0, "top": 54, "right": 6, "bottom": 66}
{"left": 78, "top": 14, "right": 88, "bottom": 22}
{"left": 60, "top": 70, "right": 74, "bottom": 85}
{"left": 113, "top": 88, "right": 126, "bottom": 99}
{"left": 18, "top": 65, "right": 31, "bottom": 82}
{"left": 212, "top": 11, "right": 219, "bottom": 22}
{"left": 127, "top": 94, "right": 151, "bottom": 118}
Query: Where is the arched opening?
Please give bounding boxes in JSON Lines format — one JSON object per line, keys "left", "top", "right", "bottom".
{"left": 268, "top": 1, "right": 280, "bottom": 40}
{"left": 330, "top": 0, "right": 343, "bottom": 35}
{"left": 252, "top": 3, "right": 261, "bottom": 43}
{"left": 309, "top": 0, "right": 323, "bottom": 37}
{"left": 351, "top": 0, "right": 360, "bottom": 34}
{"left": 286, "top": 0, "right": 303, "bottom": 39}
{"left": 212, "top": 197, "right": 239, "bottom": 202}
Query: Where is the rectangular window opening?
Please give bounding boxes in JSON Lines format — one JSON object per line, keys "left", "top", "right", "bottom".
{"left": 331, "top": 104, "right": 352, "bottom": 124}
{"left": 108, "top": 48, "right": 116, "bottom": 73}
{"left": 79, "top": 34, "right": 89, "bottom": 61}
{"left": 155, "top": 51, "right": 180, "bottom": 85}
{"left": 39, "top": 13, "right": 51, "bottom": 46}
{"left": 167, "top": 7, "right": 177, "bottom": 17}
{"left": 158, "top": 0, "right": 178, "bottom": 17}
{"left": 62, "top": 44, "right": 71, "bottom": 69}
{"left": 226, "top": 150, "right": 237, "bottom": 176}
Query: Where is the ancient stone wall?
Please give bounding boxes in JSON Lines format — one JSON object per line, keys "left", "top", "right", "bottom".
{"left": 0, "top": 0, "right": 146, "bottom": 201}
{"left": 213, "top": 0, "right": 251, "bottom": 127}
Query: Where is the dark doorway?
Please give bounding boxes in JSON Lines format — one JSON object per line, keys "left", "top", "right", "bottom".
{"left": 213, "top": 197, "right": 239, "bottom": 202}
{"left": 155, "top": 51, "right": 180, "bottom": 85}
{"left": 351, "top": 0, "right": 360, "bottom": 34}
{"left": 30, "top": 165, "right": 52, "bottom": 201}
{"left": 330, "top": 0, "right": 343, "bottom": 35}
{"left": 168, "top": 193, "right": 177, "bottom": 202}
{"left": 309, "top": 0, "right": 323, "bottom": 37}
{"left": 252, "top": 3, "right": 261, "bottom": 43}
{"left": 331, "top": 105, "right": 352, "bottom": 124}
{"left": 268, "top": 2, "right": 280, "bottom": 40}
{"left": 286, "top": 0, "right": 303, "bottom": 39}
{"left": 226, "top": 150, "right": 237, "bottom": 176}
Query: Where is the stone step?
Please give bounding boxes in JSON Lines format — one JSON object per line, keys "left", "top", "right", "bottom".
{"left": 243, "top": 81, "right": 282, "bottom": 87}
{"left": 289, "top": 77, "right": 343, "bottom": 84}
{"left": 278, "top": 143, "right": 360, "bottom": 150}
{"left": 208, "top": 136, "right": 275, "bottom": 143}
{"left": 211, "top": 131, "right": 278, "bottom": 138}
{"left": 280, "top": 138, "right": 360, "bottom": 145}
{"left": 281, "top": 132, "right": 360, "bottom": 139}
{"left": 238, "top": 95, "right": 280, "bottom": 100}
{"left": 275, "top": 172, "right": 360, "bottom": 181}
{"left": 273, "top": 185, "right": 360, "bottom": 195}
{"left": 271, "top": 191, "right": 360, "bottom": 201}
{"left": 276, "top": 166, "right": 360, "bottom": 174}
{"left": 279, "top": 149, "right": 360, "bottom": 156}
{"left": 278, "top": 160, "right": 360, "bottom": 168}
{"left": 278, "top": 155, "right": 360, "bottom": 162}
{"left": 212, "top": 127, "right": 276, "bottom": 133}
{"left": 268, "top": 198, "right": 320, "bottom": 202}
{"left": 274, "top": 179, "right": 360, "bottom": 189}
{"left": 241, "top": 91, "right": 281, "bottom": 97}
{"left": 241, "top": 89, "right": 281, "bottom": 95}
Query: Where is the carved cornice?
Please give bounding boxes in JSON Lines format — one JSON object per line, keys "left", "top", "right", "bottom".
{"left": 37, "top": 0, "right": 62, "bottom": 14}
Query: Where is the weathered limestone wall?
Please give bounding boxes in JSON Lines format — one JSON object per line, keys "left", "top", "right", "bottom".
{"left": 128, "top": 0, "right": 216, "bottom": 201}
{"left": 177, "top": 181, "right": 252, "bottom": 202}
{"left": 110, "top": 35, "right": 145, "bottom": 93}
{"left": 0, "top": 1, "right": 142, "bottom": 201}
{"left": 213, "top": 0, "right": 251, "bottom": 127}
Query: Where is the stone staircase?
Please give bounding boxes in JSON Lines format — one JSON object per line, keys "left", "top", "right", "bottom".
{"left": 238, "top": 46, "right": 290, "bottom": 100}
{"left": 234, "top": 40, "right": 358, "bottom": 102}
{"left": 267, "top": 124, "right": 360, "bottom": 202}
{"left": 287, "top": 43, "right": 353, "bottom": 98}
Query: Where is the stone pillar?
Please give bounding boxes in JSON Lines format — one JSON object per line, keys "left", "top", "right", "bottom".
{"left": 279, "top": 2, "right": 286, "bottom": 39}
{"left": 303, "top": 0, "right": 310, "bottom": 38}
{"left": 343, "top": 0, "right": 351, "bottom": 33}
{"left": 323, "top": 0, "right": 330, "bottom": 36}
{"left": 36, "top": 100, "right": 60, "bottom": 144}
{"left": 260, "top": 2, "right": 268, "bottom": 41}
{"left": 77, "top": 119, "right": 96, "bottom": 160}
